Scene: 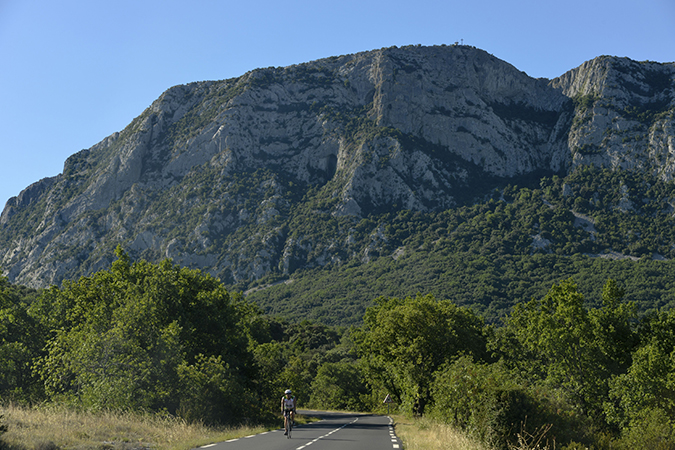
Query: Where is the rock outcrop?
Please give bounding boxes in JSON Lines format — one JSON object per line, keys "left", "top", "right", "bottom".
{"left": 1, "top": 45, "right": 673, "bottom": 288}
{"left": 552, "top": 56, "right": 675, "bottom": 175}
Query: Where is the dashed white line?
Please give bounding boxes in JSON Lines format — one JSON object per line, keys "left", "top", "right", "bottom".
{"left": 296, "top": 417, "right": 358, "bottom": 450}
{"left": 212, "top": 416, "right": 375, "bottom": 449}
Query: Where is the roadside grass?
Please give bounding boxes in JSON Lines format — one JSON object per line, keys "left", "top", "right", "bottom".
{"left": 0, "top": 403, "right": 282, "bottom": 450}
{"left": 394, "top": 415, "right": 494, "bottom": 450}
{"left": 1, "top": 404, "right": 557, "bottom": 450}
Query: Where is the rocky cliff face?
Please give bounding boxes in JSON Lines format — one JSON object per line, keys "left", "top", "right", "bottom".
{"left": 552, "top": 56, "right": 675, "bottom": 175}
{"left": 1, "top": 45, "right": 674, "bottom": 288}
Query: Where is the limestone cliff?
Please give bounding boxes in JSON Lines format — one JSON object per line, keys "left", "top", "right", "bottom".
{"left": 1, "top": 45, "right": 673, "bottom": 288}
{"left": 552, "top": 56, "right": 675, "bottom": 175}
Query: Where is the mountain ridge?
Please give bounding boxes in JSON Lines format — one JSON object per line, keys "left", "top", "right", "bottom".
{"left": 1, "top": 44, "right": 674, "bottom": 290}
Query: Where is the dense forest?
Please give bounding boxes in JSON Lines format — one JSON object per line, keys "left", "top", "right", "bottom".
{"left": 3, "top": 247, "right": 675, "bottom": 449}
{"left": 243, "top": 165, "right": 675, "bottom": 324}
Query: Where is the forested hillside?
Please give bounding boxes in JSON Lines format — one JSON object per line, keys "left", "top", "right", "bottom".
{"left": 245, "top": 165, "right": 675, "bottom": 324}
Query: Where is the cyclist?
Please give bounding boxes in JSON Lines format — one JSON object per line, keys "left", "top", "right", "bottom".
{"left": 281, "top": 389, "right": 296, "bottom": 435}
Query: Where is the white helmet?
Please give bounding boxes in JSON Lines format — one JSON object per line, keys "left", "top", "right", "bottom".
{"left": 285, "top": 389, "right": 292, "bottom": 394}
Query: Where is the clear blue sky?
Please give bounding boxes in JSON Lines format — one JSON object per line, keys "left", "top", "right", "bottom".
{"left": 1, "top": 0, "right": 674, "bottom": 208}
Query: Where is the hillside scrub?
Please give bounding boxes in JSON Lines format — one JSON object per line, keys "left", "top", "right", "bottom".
{"left": 4, "top": 251, "right": 675, "bottom": 448}
{"left": 245, "top": 166, "right": 675, "bottom": 326}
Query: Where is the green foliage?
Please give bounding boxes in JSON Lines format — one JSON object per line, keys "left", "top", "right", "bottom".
{"left": 606, "top": 307, "right": 675, "bottom": 430}
{"left": 617, "top": 407, "right": 675, "bottom": 449}
{"left": 429, "top": 357, "right": 587, "bottom": 449}
{"left": 177, "top": 354, "right": 254, "bottom": 425}
{"left": 542, "top": 166, "right": 675, "bottom": 255}
{"left": 248, "top": 245, "right": 675, "bottom": 326}
{"left": 355, "top": 294, "right": 487, "bottom": 415}
{"left": 572, "top": 93, "right": 599, "bottom": 127}
{"left": 499, "top": 279, "right": 637, "bottom": 419}
{"left": 310, "top": 361, "right": 369, "bottom": 411}
{"left": 6, "top": 247, "right": 675, "bottom": 448}
{"left": 243, "top": 165, "right": 675, "bottom": 325}
{"left": 245, "top": 317, "right": 353, "bottom": 417}
{"left": 429, "top": 357, "right": 522, "bottom": 445}
{"left": 0, "top": 276, "right": 43, "bottom": 402}
{"left": 573, "top": 93, "right": 599, "bottom": 112}
{"left": 622, "top": 100, "right": 671, "bottom": 125}
{"left": 30, "top": 247, "right": 256, "bottom": 423}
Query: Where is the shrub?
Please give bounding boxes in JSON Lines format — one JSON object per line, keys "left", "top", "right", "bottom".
{"left": 617, "top": 408, "right": 675, "bottom": 450}
{"left": 428, "top": 357, "right": 591, "bottom": 449}
{"left": 429, "top": 357, "right": 529, "bottom": 447}
{"left": 177, "top": 354, "right": 255, "bottom": 425}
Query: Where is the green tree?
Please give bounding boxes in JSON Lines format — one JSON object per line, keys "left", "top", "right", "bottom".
{"left": 607, "top": 307, "right": 675, "bottom": 429}
{"left": 502, "top": 278, "right": 636, "bottom": 419}
{"left": 177, "top": 354, "right": 254, "bottom": 425}
{"left": 310, "top": 361, "right": 369, "bottom": 411}
{"left": 355, "top": 294, "right": 487, "bottom": 415}
{"left": 31, "top": 247, "right": 256, "bottom": 423}
{"left": 0, "top": 276, "right": 43, "bottom": 402}
{"left": 589, "top": 279, "right": 637, "bottom": 376}
{"left": 250, "top": 341, "right": 288, "bottom": 414}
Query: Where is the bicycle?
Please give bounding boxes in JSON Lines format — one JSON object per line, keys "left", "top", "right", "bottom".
{"left": 283, "top": 410, "right": 293, "bottom": 438}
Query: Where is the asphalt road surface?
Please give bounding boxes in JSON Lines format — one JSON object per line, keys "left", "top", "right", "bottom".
{"left": 194, "top": 410, "right": 402, "bottom": 450}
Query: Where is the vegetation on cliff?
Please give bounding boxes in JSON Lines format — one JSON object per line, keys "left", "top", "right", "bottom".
{"left": 2, "top": 46, "right": 673, "bottom": 293}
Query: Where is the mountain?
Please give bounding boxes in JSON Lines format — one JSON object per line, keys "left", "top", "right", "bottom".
{"left": 1, "top": 45, "right": 675, "bottom": 321}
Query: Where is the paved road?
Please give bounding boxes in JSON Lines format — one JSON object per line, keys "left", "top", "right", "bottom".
{"left": 195, "top": 410, "right": 401, "bottom": 450}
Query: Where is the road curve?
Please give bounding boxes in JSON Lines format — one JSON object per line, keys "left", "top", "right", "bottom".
{"left": 194, "top": 410, "right": 401, "bottom": 450}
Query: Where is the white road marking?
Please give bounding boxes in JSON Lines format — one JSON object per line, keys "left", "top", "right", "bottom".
{"left": 295, "top": 417, "right": 359, "bottom": 450}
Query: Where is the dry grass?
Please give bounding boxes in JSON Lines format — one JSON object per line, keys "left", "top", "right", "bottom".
{"left": 394, "top": 415, "right": 494, "bottom": 450}
{"left": 0, "top": 404, "right": 271, "bottom": 450}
